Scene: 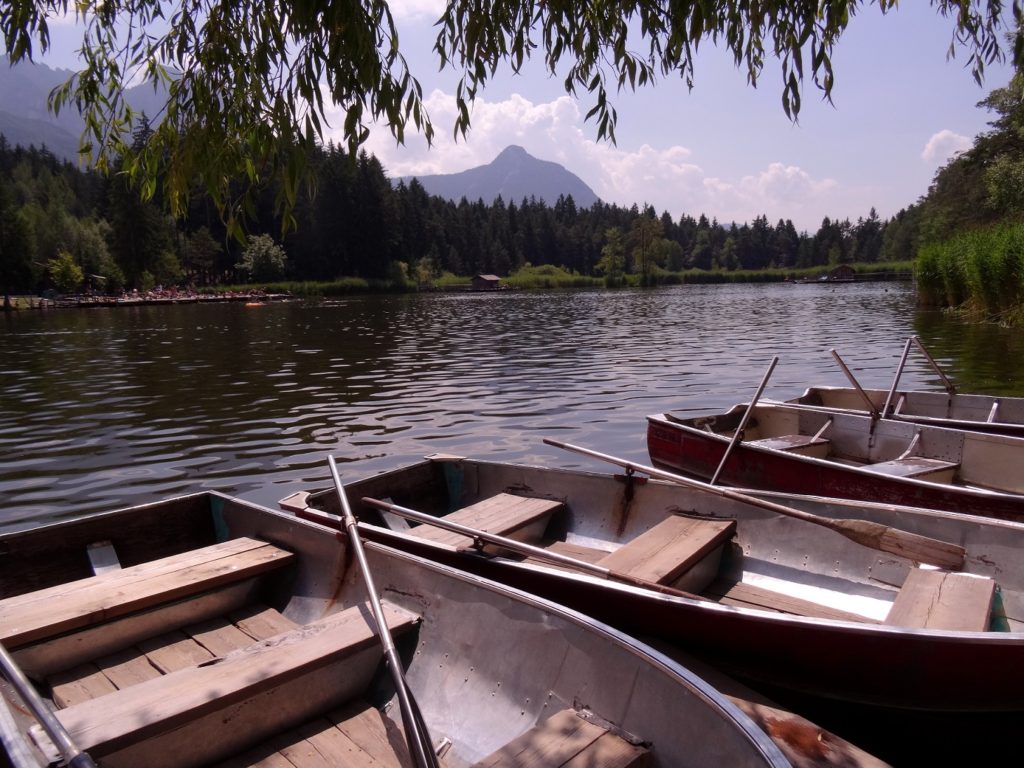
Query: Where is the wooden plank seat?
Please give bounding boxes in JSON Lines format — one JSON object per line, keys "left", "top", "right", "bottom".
{"left": 885, "top": 569, "right": 995, "bottom": 631}
{"left": 597, "top": 516, "right": 736, "bottom": 593}
{"left": 0, "top": 537, "right": 294, "bottom": 650}
{"left": 474, "top": 708, "right": 649, "bottom": 768}
{"left": 54, "top": 600, "right": 420, "bottom": 767}
{"left": 410, "top": 493, "right": 562, "bottom": 551}
{"left": 865, "top": 457, "right": 960, "bottom": 483}
{"left": 746, "top": 434, "right": 831, "bottom": 458}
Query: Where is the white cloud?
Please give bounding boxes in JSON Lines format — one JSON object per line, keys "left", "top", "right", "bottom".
{"left": 921, "top": 129, "right": 971, "bottom": 164}
{"left": 387, "top": 0, "right": 447, "bottom": 20}
{"left": 349, "top": 91, "right": 847, "bottom": 230}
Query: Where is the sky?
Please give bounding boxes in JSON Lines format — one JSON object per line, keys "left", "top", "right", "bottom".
{"left": 350, "top": 1, "right": 1016, "bottom": 232}
{"left": 38, "top": 2, "right": 1016, "bottom": 233}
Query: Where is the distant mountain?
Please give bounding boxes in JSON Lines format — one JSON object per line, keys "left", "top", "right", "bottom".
{"left": 0, "top": 56, "right": 169, "bottom": 162}
{"left": 398, "top": 145, "right": 600, "bottom": 208}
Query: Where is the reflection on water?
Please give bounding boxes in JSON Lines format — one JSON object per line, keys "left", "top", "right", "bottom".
{"left": 3, "top": 282, "right": 1023, "bottom": 530}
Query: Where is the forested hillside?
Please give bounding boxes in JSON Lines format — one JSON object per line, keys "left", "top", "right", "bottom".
{"left": 1, "top": 132, "right": 905, "bottom": 299}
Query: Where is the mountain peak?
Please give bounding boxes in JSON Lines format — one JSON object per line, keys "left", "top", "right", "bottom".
{"left": 399, "top": 146, "right": 599, "bottom": 208}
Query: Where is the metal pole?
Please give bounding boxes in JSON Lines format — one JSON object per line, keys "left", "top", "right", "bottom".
{"left": 830, "top": 349, "right": 880, "bottom": 419}
{"left": 882, "top": 337, "right": 913, "bottom": 417}
{"left": 0, "top": 642, "right": 97, "bottom": 768}
{"left": 912, "top": 336, "right": 957, "bottom": 395}
{"left": 327, "top": 457, "right": 439, "bottom": 768}
{"left": 710, "top": 356, "right": 778, "bottom": 486}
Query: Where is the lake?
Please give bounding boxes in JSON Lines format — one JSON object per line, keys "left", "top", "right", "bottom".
{"left": 3, "top": 281, "right": 1023, "bottom": 532}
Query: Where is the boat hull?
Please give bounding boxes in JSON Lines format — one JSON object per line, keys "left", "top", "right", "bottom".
{"left": 282, "top": 457, "right": 1024, "bottom": 714}
{"left": 646, "top": 409, "right": 1024, "bottom": 521}
{"left": 0, "top": 492, "right": 786, "bottom": 768}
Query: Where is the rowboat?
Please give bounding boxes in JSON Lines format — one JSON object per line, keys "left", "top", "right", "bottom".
{"left": 647, "top": 402, "right": 1024, "bottom": 521}
{"left": 783, "top": 385, "right": 1024, "bottom": 437}
{"left": 0, "top": 492, "right": 789, "bottom": 767}
{"left": 279, "top": 451, "right": 1024, "bottom": 763}
{"left": 279, "top": 450, "right": 1024, "bottom": 703}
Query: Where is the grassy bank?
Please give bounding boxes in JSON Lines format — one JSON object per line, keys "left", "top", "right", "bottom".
{"left": 917, "top": 222, "right": 1024, "bottom": 323}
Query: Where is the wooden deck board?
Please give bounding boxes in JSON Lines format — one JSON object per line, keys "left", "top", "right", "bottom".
{"left": 55, "top": 602, "right": 419, "bottom": 761}
{"left": 0, "top": 538, "right": 294, "bottom": 648}
{"left": 474, "top": 709, "right": 647, "bottom": 768}
{"left": 50, "top": 664, "right": 118, "bottom": 708}
{"left": 705, "top": 580, "right": 880, "bottom": 624}
{"left": 597, "top": 516, "right": 735, "bottom": 586}
{"left": 211, "top": 702, "right": 410, "bottom": 768}
{"left": 410, "top": 493, "right": 561, "bottom": 550}
{"left": 885, "top": 569, "right": 995, "bottom": 631}
{"left": 137, "top": 630, "right": 217, "bottom": 674}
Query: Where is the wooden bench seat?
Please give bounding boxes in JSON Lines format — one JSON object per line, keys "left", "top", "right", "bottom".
{"left": 410, "top": 493, "right": 562, "bottom": 551}
{"left": 55, "top": 601, "right": 420, "bottom": 768}
{"left": 865, "top": 457, "right": 960, "bottom": 483}
{"left": 597, "top": 516, "right": 735, "bottom": 593}
{"left": 474, "top": 708, "right": 648, "bottom": 768}
{"left": 0, "top": 537, "right": 294, "bottom": 650}
{"left": 746, "top": 434, "right": 830, "bottom": 458}
{"left": 885, "top": 569, "right": 995, "bottom": 631}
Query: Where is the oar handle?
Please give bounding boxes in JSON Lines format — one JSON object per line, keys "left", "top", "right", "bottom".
{"left": 882, "top": 337, "right": 913, "bottom": 417}
{"left": 327, "top": 457, "right": 439, "bottom": 768}
{"left": 830, "top": 349, "right": 880, "bottom": 419}
{"left": 710, "top": 356, "right": 778, "bottom": 485}
{"left": 544, "top": 438, "right": 965, "bottom": 570}
{"left": 913, "top": 336, "right": 957, "bottom": 395}
{"left": 360, "top": 497, "right": 702, "bottom": 600}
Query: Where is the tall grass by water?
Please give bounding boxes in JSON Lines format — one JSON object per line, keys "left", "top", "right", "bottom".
{"left": 917, "top": 222, "right": 1024, "bottom": 322}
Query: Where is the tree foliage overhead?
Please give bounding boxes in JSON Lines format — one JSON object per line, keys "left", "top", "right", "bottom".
{"left": 1, "top": 0, "right": 1019, "bottom": 231}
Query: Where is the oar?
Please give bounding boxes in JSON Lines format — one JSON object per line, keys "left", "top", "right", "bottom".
{"left": 830, "top": 349, "right": 881, "bottom": 420}
{"left": 0, "top": 641, "right": 98, "bottom": 768}
{"left": 543, "top": 438, "right": 966, "bottom": 570}
{"left": 327, "top": 456, "right": 440, "bottom": 768}
{"left": 912, "top": 335, "right": 957, "bottom": 395}
{"left": 359, "top": 496, "right": 703, "bottom": 601}
{"left": 882, "top": 337, "right": 913, "bottom": 417}
{"left": 710, "top": 356, "right": 778, "bottom": 485}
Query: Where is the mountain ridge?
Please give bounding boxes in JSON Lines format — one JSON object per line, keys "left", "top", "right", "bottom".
{"left": 398, "top": 145, "right": 600, "bottom": 208}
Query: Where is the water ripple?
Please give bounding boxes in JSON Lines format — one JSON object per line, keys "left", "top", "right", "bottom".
{"left": 3, "top": 283, "right": 1024, "bottom": 530}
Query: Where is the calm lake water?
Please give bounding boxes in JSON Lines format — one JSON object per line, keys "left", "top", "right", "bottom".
{"left": 3, "top": 281, "right": 1024, "bottom": 532}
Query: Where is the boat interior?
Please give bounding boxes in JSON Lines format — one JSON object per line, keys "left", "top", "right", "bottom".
{"left": 1, "top": 493, "right": 766, "bottom": 768}
{"left": 297, "top": 458, "right": 1024, "bottom": 635}
{"left": 675, "top": 404, "right": 1024, "bottom": 494}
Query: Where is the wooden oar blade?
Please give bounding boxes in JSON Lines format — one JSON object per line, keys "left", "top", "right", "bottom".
{"left": 823, "top": 518, "right": 966, "bottom": 571}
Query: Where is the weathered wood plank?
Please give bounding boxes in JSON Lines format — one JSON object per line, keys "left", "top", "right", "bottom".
{"left": 96, "top": 646, "right": 164, "bottom": 690}
{"left": 597, "top": 516, "right": 735, "bottom": 586}
{"left": 705, "top": 581, "right": 880, "bottom": 624}
{"left": 0, "top": 538, "right": 294, "bottom": 648}
{"left": 885, "top": 569, "right": 995, "bottom": 631}
{"left": 230, "top": 606, "right": 299, "bottom": 641}
{"left": 49, "top": 664, "right": 118, "bottom": 708}
{"left": 411, "top": 493, "right": 561, "bottom": 549}
{"left": 137, "top": 630, "right": 216, "bottom": 674}
{"left": 186, "top": 616, "right": 261, "bottom": 657}
{"left": 474, "top": 709, "right": 646, "bottom": 768}
{"left": 328, "top": 702, "right": 411, "bottom": 768}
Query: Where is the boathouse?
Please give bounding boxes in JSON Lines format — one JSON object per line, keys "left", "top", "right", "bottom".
{"left": 472, "top": 274, "right": 502, "bottom": 291}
